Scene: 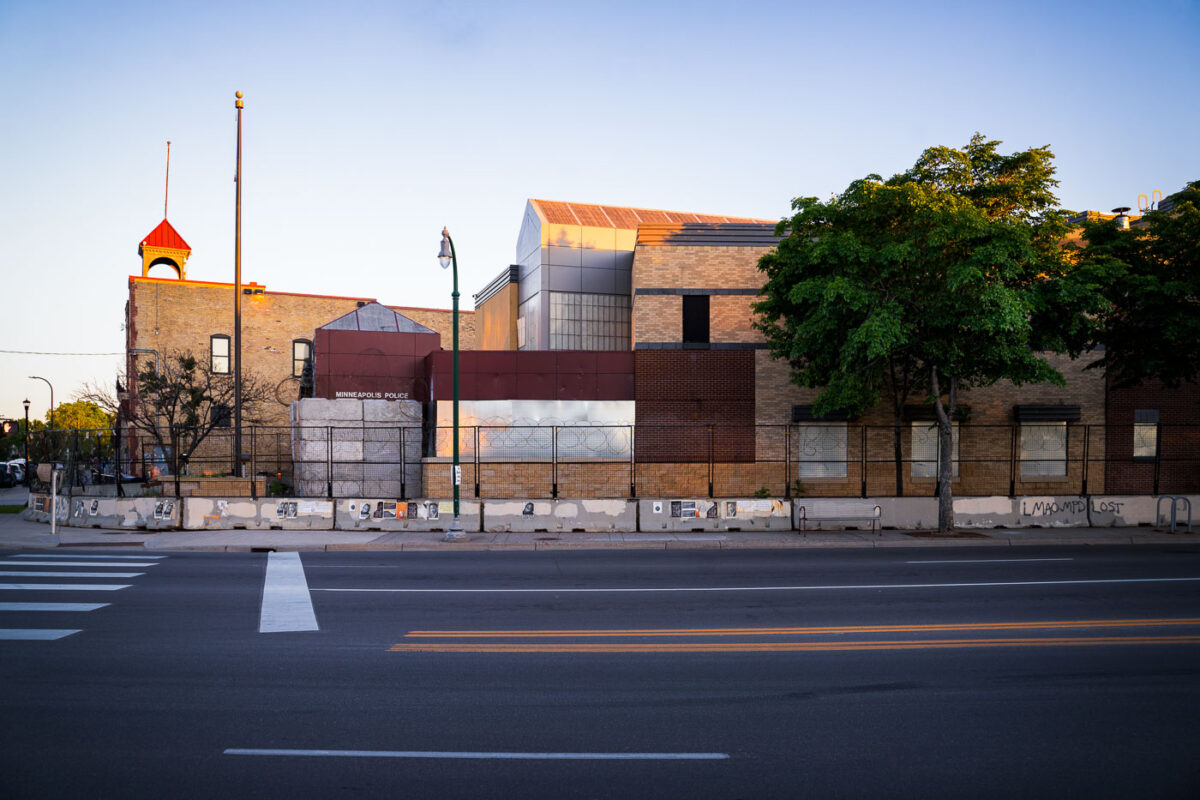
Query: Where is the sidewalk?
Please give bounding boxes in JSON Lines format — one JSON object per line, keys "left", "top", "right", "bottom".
{"left": 0, "top": 489, "right": 1193, "bottom": 552}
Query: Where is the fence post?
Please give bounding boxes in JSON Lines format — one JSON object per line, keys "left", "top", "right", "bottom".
{"left": 708, "top": 425, "right": 714, "bottom": 499}
{"left": 474, "top": 426, "right": 480, "bottom": 498}
{"left": 1153, "top": 423, "right": 1162, "bottom": 495}
{"left": 326, "top": 425, "right": 333, "bottom": 500}
{"left": 250, "top": 426, "right": 257, "bottom": 499}
{"left": 71, "top": 429, "right": 79, "bottom": 488}
{"left": 1081, "top": 424, "right": 1089, "bottom": 496}
{"left": 860, "top": 425, "right": 868, "bottom": 499}
{"left": 1008, "top": 425, "right": 1018, "bottom": 497}
{"left": 784, "top": 425, "right": 791, "bottom": 499}
{"left": 629, "top": 424, "right": 636, "bottom": 499}
{"left": 551, "top": 425, "right": 558, "bottom": 499}
{"left": 399, "top": 425, "right": 406, "bottom": 500}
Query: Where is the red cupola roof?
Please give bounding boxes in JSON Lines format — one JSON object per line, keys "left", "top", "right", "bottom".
{"left": 140, "top": 218, "right": 191, "bottom": 252}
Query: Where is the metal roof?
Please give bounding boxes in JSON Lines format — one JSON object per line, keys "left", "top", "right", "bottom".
{"left": 529, "top": 199, "right": 772, "bottom": 229}
{"left": 319, "top": 302, "right": 438, "bottom": 333}
{"left": 139, "top": 218, "right": 191, "bottom": 251}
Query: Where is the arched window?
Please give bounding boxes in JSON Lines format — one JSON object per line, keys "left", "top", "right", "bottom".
{"left": 210, "top": 335, "right": 231, "bottom": 374}
{"left": 292, "top": 339, "right": 313, "bottom": 377}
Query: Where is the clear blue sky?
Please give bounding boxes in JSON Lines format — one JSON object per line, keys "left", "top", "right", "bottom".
{"left": 1, "top": 0, "right": 1196, "bottom": 423}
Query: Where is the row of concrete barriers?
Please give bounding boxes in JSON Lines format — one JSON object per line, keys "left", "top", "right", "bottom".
{"left": 21, "top": 493, "right": 1196, "bottom": 532}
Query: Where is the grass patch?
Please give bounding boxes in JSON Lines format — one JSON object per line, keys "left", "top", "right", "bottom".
{"left": 0, "top": 504, "right": 25, "bottom": 514}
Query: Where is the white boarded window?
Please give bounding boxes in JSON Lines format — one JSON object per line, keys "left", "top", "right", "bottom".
{"left": 795, "top": 423, "right": 847, "bottom": 478}
{"left": 911, "top": 421, "right": 959, "bottom": 478}
{"left": 1133, "top": 410, "right": 1159, "bottom": 460}
{"left": 210, "top": 335, "right": 230, "bottom": 375}
{"left": 1020, "top": 422, "right": 1067, "bottom": 477}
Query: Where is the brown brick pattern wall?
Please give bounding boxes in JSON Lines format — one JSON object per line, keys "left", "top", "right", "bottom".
{"left": 127, "top": 277, "right": 476, "bottom": 427}
{"left": 1106, "top": 375, "right": 1200, "bottom": 493}
{"left": 631, "top": 243, "right": 772, "bottom": 346}
{"left": 635, "top": 350, "right": 755, "bottom": 462}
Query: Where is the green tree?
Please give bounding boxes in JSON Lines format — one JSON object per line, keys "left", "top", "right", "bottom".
{"left": 1075, "top": 180, "right": 1200, "bottom": 387}
{"left": 48, "top": 400, "right": 113, "bottom": 431}
{"left": 80, "top": 351, "right": 271, "bottom": 496}
{"left": 755, "top": 135, "right": 1089, "bottom": 532}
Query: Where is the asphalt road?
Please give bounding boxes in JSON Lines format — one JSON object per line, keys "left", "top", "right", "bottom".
{"left": 2, "top": 544, "right": 1199, "bottom": 799}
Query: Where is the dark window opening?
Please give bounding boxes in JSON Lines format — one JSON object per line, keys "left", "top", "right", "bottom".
{"left": 211, "top": 404, "right": 231, "bottom": 428}
{"left": 682, "top": 295, "right": 709, "bottom": 345}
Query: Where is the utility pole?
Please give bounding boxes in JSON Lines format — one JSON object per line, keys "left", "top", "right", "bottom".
{"left": 233, "top": 91, "right": 244, "bottom": 477}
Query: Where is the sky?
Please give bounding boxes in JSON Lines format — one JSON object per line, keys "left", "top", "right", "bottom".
{"left": 0, "top": 0, "right": 1197, "bottom": 425}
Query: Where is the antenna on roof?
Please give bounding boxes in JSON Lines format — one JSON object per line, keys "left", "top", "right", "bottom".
{"left": 164, "top": 141, "right": 171, "bottom": 219}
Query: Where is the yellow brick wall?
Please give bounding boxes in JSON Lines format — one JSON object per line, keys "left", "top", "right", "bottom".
{"left": 127, "top": 276, "right": 476, "bottom": 426}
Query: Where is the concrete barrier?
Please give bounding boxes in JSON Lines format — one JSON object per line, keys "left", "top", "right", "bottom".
{"left": 640, "top": 498, "right": 792, "bottom": 532}
{"left": 26, "top": 493, "right": 178, "bottom": 530}
{"left": 182, "top": 498, "right": 334, "bottom": 530}
{"left": 484, "top": 499, "right": 637, "bottom": 533}
{"left": 1088, "top": 496, "right": 1158, "bottom": 527}
{"left": 336, "top": 499, "right": 481, "bottom": 532}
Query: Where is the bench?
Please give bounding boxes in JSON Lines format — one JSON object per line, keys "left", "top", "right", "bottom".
{"left": 797, "top": 501, "right": 882, "bottom": 536}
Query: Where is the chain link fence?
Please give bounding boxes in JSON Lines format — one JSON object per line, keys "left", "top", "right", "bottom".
{"left": 19, "top": 423, "right": 1200, "bottom": 499}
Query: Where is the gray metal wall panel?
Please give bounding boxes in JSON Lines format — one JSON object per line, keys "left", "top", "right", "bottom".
{"left": 547, "top": 245, "right": 584, "bottom": 267}
{"left": 581, "top": 248, "right": 617, "bottom": 269}
{"left": 580, "top": 266, "right": 616, "bottom": 294}
{"left": 548, "top": 265, "right": 583, "bottom": 292}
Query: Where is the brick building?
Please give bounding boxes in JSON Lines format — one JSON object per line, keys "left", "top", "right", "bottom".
{"left": 125, "top": 216, "right": 476, "bottom": 427}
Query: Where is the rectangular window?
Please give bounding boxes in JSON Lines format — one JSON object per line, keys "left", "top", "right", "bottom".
{"left": 548, "top": 292, "right": 630, "bottom": 350}
{"left": 795, "top": 422, "right": 848, "bottom": 478}
{"left": 518, "top": 294, "right": 540, "bottom": 351}
{"left": 210, "top": 335, "right": 230, "bottom": 374}
{"left": 1133, "top": 409, "right": 1159, "bottom": 460}
{"left": 1020, "top": 422, "right": 1068, "bottom": 477}
{"left": 292, "top": 339, "right": 312, "bottom": 377}
{"left": 911, "top": 421, "right": 960, "bottom": 478}
{"left": 682, "top": 294, "right": 710, "bottom": 344}
{"left": 211, "top": 404, "right": 231, "bottom": 428}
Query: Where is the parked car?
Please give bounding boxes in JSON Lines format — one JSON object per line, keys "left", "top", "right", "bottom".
{"left": 0, "top": 463, "right": 19, "bottom": 488}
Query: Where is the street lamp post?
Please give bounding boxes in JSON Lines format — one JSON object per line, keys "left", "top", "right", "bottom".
{"left": 22, "top": 399, "right": 30, "bottom": 487}
{"left": 29, "top": 376, "right": 54, "bottom": 430}
{"left": 438, "top": 227, "right": 466, "bottom": 541}
{"left": 233, "top": 90, "right": 245, "bottom": 477}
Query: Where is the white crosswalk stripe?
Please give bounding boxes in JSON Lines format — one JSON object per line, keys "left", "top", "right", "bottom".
{"left": 0, "top": 553, "right": 167, "bottom": 641}
{"left": 11, "top": 554, "right": 165, "bottom": 560}
{"left": 0, "top": 571, "right": 145, "bottom": 578}
{"left": 0, "top": 561, "right": 159, "bottom": 567}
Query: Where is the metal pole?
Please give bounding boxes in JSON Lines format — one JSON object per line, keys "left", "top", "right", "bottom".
{"left": 23, "top": 400, "right": 30, "bottom": 488}
{"left": 233, "top": 90, "right": 244, "bottom": 477}
{"left": 1081, "top": 424, "right": 1090, "bottom": 496}
{"left": 442, "top": 229, "right": 465, "bottom": 541}
{"left": 30, "top": 376, "right": 54, "bottom": 430}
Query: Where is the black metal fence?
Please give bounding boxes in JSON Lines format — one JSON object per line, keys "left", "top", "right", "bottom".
{"left": 18, "top": 424, "right": 1200, "bottom": 499}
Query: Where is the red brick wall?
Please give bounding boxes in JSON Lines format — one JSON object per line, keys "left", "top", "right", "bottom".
{"left": 635, "top": 350, "right": 755, "bottom": 462}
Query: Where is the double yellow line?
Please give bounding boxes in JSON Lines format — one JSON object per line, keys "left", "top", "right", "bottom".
{"left": 389, "top": 618, "right": 1200, "bottom": 654}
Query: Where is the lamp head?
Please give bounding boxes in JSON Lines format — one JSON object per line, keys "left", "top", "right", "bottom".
{"left": 437, "top": 227, "right": 452, "bottom": 270}
{"left": 22, "top": 399, "right": 30, "bottom": 412}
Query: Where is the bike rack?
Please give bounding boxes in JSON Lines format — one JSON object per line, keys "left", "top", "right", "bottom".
{"left": 1155, "top": 495, "right": 1193, "bottom": 533}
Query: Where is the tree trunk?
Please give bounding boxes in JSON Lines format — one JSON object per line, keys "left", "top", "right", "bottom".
{"left": 930, "top": 366, "right": 956, "bottom": 533}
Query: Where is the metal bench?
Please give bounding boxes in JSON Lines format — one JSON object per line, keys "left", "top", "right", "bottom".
{"left": 797, "top": 501, "right": 882, "bottom": 536}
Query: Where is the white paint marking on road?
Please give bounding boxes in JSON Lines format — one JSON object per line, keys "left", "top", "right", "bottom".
{"left": 224, "top": 748, "right": 729, "bottom": 761}
{"left": 312, "top": 577, "right": 1200, "bottom": 594}
{"left": 906, "top": 558, "right": 1074, "bottom": 565}
{"left": 11, "top": 554, "right": 165, "bottom": 560}
{"left": 0, "top": 584, "right": 130, "bottom": 591}
{"left": 0, "top": 629, "right": 82, "bottom": 640}
{"left": 0, "top": 561, "right": 159, "bottom": 568}
{"left": 0, "top": 571, "right": 144, "bottom": 578}
{"left": 0, "top": 602, "right": 109, "bottom": 612}
{"left": 259, "top": 552, "right": 319, "bottom": 633}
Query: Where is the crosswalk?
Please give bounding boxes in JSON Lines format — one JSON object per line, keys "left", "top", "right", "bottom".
{"left": 0, "top": 553, "right": 166, "bottom": 641}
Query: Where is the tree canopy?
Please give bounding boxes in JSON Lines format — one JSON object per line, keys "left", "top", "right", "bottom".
{"left": 1074, "top": 180, "right": 1200, "bottom": 387}
{"left": 48, "top": 400, "right": 113, "bottom": 431}
{"left": 754, "top": 134, "right": 1089, "bottom": 531}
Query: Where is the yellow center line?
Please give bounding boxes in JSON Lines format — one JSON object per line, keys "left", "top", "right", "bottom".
{"left": 389, "top": 635, "right": 1200, "bottom": 654}
{"left": 403, "top": 618, "right": 1200, "bottom": 639}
